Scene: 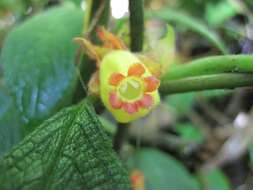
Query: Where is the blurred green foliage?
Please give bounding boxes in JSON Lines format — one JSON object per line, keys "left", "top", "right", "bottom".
{"left": 174, "top": 123, "right": 204, "bottom": 143}
{"left": 199, "top": 169, "right": 230, "bottom": 190}
{"left": 128, "top": 148, "right": 200, "bottom": 190}
{"left": 166, "top": 90, "right": 230, "bottom": 116}
{"left": 205, "top": 1, "right": 237, "bottom": 26}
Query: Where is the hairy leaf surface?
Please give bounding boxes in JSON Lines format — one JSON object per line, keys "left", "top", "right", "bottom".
{"left": 0, "top": 99, "right": 131, "bottom": 190}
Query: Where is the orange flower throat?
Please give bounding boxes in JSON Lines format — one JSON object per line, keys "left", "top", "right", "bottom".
{"left": 108, "top": 63, "right": 160, "bottom": 114}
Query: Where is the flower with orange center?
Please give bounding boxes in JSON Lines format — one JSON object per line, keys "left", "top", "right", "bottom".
{"left": 100, "top": 50, "right": 160, "bottom": 123}
{"left": 109, "top": 63, "right": 159, "bottom": 114}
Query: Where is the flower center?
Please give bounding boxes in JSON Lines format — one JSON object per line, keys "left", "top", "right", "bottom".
{"left": 118, "top": 78, "right": 143, "bottom": 101}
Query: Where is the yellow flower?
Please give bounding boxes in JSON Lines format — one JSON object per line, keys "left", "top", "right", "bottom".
{"left": 100, "top": 51, "right": 160, "bottom": 123}
{"left": 74, "top": 27, "right": 162, "bottom": 123}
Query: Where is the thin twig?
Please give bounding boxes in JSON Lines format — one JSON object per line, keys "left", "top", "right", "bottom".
{"left": 75, "top": 68, "right": 88, "bottom": 94}
{"left": 86, "top": 1, "right": 106, "bottom": 37}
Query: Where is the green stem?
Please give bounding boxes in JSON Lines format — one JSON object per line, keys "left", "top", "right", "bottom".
{"left": 160, "top": 73, "right": 253, "bottom": 94}
{"left": 113, "top": 0, "right": 145, "bottom": 153}
{"left": 129, "top": 0, "right": 144, "bottom": 52}
{"left": 161, "top": 55, "right": 253, "bottom": 81}
{"left": 113, "top": 123, "right": 128, "bottom": 153}
{"left": 160, "top": 55, "right": 253, "bottom": 95}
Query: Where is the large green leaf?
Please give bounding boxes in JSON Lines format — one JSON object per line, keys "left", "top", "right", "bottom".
{"left": 0, "top": 99, "right": 131, "bottom": 190}
{"left": 1, "top": 5, "right": 83, "bottom": 132}
{"left": 128, "top": 148, "right": 200, "bottom": 190}
{"left": 0, "top": 86, "right": 21, "bottom": 157}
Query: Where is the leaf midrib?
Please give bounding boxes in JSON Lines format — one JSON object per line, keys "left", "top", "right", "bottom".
{"left": 43, "top": 106, "right": 78, "bottom": 189}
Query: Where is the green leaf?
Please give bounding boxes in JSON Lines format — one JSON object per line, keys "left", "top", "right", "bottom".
{"left": 205, "top": 1, "right": 237, "bottom": 26}
{"left": 0, "top": 99, "right": 131, "bottom": 190}
{"left": 99, "top": 116, "right": 117, "bottom": 136}
{"left": 0, "top": 0, "right": 23, "bottom": 15}
{"left": 0, "top": 5, "right": 84, "bottom": 133}
{"left": 150, "top": 24, "right": 176, "bottom": 70}
{"left": 166, "top": 92, "right": 195, "bottom": 116}
{"left": 65, "top": 0, "right": 83, "bottom": 6}
{"left": 166, "top": 90, "right": 230, "bottom": 116}
{"left": 199, "top": 169, "right": 230, "bottom": 190}
{"left": 174, "top": 123, "right": 204, "bottom": 143}
{"left": 246, "top": 0, "right": 253, "bottom": 8}
{"left": 128, "top": 148, "right": 200, "bottom": 190}
{"left": 171, "top": 0, "right": 213, "bottom": 16}
{"left": 147, "top": 9, "right": 228, "bottom": 54}
{"left": 248, "top": 142, "right": 253, "bottom": 167}
{"left": 0, "top": 86, "right": 21, "bottom": 157}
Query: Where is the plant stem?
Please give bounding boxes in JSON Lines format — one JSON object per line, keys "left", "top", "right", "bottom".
{"left": 160, "top": 73, "right": 253, "bottom": 94}
{"left": 129, "top": 0, "right": 144, "bottom": 52}
{"left": 113, "top": 123, "right": 128, "bottom": 152}
{"left": 161, "top": 55, "right": 253, "bottom": 81}
{"left": 113, "top": 0, "right": 145, "bottom": 153}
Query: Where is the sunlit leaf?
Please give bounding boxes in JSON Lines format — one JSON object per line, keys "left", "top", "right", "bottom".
{"left": 1, "top": 5, "right": 84, "bottom": 133}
